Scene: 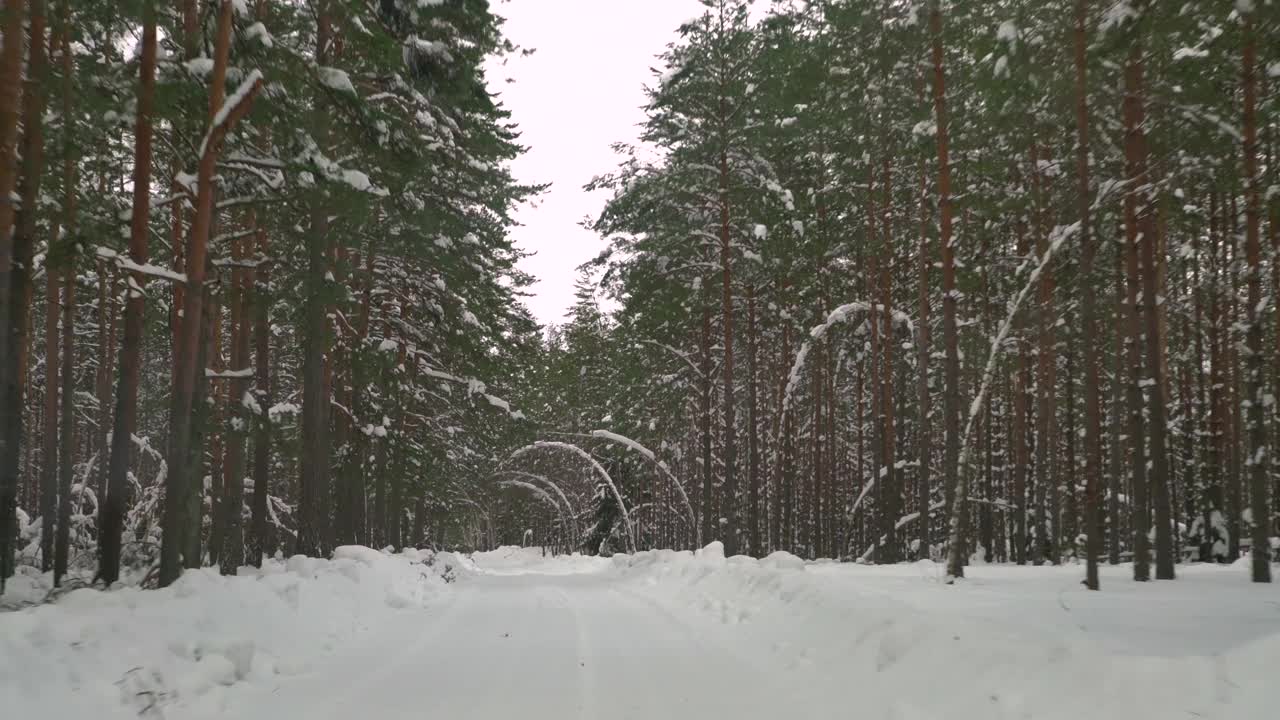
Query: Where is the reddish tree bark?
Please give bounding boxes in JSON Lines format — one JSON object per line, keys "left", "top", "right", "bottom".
{"left": 100, "top": 0, "right": 157, "bottom": 584}
{"left": 162, "top": 0, "right": 262, "bottom": 585}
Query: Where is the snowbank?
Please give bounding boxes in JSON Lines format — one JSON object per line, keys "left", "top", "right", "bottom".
{"left": 468, "top": 545, "right": 611, "bottom": 576}
{"left": 0, "top": 547, "right": 453, "bottom": 719}
{"left": 609, "top": 545, "right": 1279, "bottom": 720}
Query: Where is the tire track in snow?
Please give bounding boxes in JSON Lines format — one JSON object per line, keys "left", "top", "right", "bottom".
{"left": 550, "top": 583, "right": 599, "bottom": 720}
{"left": 604, "top": 582, "right": 824, "bottom": 710}
{"left": 309, "top": 590, "right": 465, "bottom": 720}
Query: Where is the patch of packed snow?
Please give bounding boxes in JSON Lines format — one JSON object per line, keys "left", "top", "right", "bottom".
{"left": 0, "top": 548, "right": 453, "bottom": 719}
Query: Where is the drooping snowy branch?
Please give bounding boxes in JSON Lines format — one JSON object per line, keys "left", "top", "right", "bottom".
{"left": 945, "top": 221, "right": 1081, "bottom": 579}
{"left": 197, "top": 69, "right": 265, "bottom": 161}
{"left": 504, "top": 442, "right": 635, "bottom": 553}
{"left": 782, "top": 300, "right": 916, "bottom": 418}
{"left": 590, "top": 429, "right": 699, "bottom": 547}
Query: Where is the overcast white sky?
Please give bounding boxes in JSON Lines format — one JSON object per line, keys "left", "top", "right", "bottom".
{"left": 488, "top": 0, "right": 705, "bottom": 328}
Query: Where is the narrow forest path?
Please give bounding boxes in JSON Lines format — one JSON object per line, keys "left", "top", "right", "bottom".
{"left": 220, "top": 559, "right": 824, "bottom": 720}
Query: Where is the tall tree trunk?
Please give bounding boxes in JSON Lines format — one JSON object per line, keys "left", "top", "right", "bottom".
{"left": 1031, "top": 140, "right": 1058, "bottom": 565}
{"left": 1207, "top": 194, "right": 1227, "bottom": 562}
{"left": 0, "top": 0, "right": 28, "bottom": 589}
{"left": 916, "top": 160, "right": 932, "bottom": 561}
{"left": 1225, "top": 213, "right": 1243, "bottom": 562}
{"left": 92, "top": 263, "right": 113, "bottom": 512}
{"left": 932, "top": 1, "right": 966, "bottom": 579}
{"left": 1072, "top": 0, "right": 1101, "bottom": 589}
{"left": 1012, "top": 327, "right": 1030, "bottom": 565}
{"left": 746, "top": 282, "right": 760, "bottom": 556}
{"left": 718, "top": 146, "right": 738, "bottom": 556}
{"left": 162, "top": 0, "right": 257, "bottom": 584}
{"left": 979, "top": 234, "right": 995, "bottom": 561}
{"left": 298, "top": 207, "right": 331, "bottom": 556}
{"left": 866, "top": 189, "right": 883, "bottom": 561}
{"left": 352, "top": 245, "right": 375, "bottom": 545}
{"left": 1063, "top": 349, "right": 1078, "bottom": 555}
{"left": 41, "top": 268, "right": 60, "bottom": 572}
{"left": 385, "top": 346, "right": 408, "bottom": 549}
{"left": 814, "top": 340, "right": 824, "bottom": 556}
{"left": 220, "top": 232, "right": 250, "bottom": 574}
{"left": 1239, "top": 11, "right": 1270, "bottom": 583}
{"left": 297, "top": 1, "right": 334, "bottom": 558}
{"left": 11, "top": 0, "right": 50, "bottom": 573}
{"left": 47, "top": 4, "right": 77, "bottom": 582}
{"left": 778, "top": 292, "right": 795, "bottom": 552}
{"left": 1126, "top": 37, "right": 1175, "bottom": 580}
{"left": 699, "top": 298, "right": 714, "bottom": 546}
{"left": 1121, "top": 43, "right": 1152, "bottom": 581}
{"left": 249, "top": 208, "right": 272, "bottom": 565}
{"left": 1011, "top": 214, "right": 1034, "bottom": 566}
{"left": 100, "top": 0, "right": 157, "bottom": 585}
{"left": 1108, "top": 248, "right": 1126, "bottom": 564}
{"left": 1192, "top": 211, "right": 1213, "bottom": 562}
{"left": 880, "top": 158, "right": 898, "bottom": 564}
{"left": 208, "top": 285, "right": 225, "bottom": 566}
{"left": 1269, "top": 84, "right": 1280, "bottom": 558}
{"left": 53, "top": 260, "right": 75, "bottom": 586}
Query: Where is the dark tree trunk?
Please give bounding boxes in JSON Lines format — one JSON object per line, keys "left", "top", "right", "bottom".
{"left": 699, "top": 299, "right": 713, "bottom": 546}
{"left": 1125, "top": 40, "right": 1175, "bottom": 580}
{"left": 879, "top": 158, "right": 898, "bottom": 564}
{"left": 92, "top": 263, "right": 113, "bottom": 517}
{"left": 298, "top": 205, "right": 331, "bottom": 557}
{"left": 746, "top": 283, "right": 760, "bottom": 556}
{"left": 54, "top": 261, "right": 76, "bottom": 586}
{"left": 101, "top": 0, "right": 157, "bottom": 585}
{"left": 14, "top": 0, "right": 51, "bottom": 558}
{"left": 718, "top": 146, "right": 738, "bottom": 556}
{"left": 297, "top": 1, "right": 333, "bottom": 558}
{"left": 220, "top": 233, "right": 251, "bottom": 574}
{"left": 916, "top": 161, "right": 932, "bottom": 561}
{"left": 1108, "top": 249, "right": 1126, "bottom": 564}
{"left": 1240, "top": 12, "right": 1271, "bottom": 583}
{"left": 41, "top": 268, "right": 60, "bottom": 572}
{"left": 1072, "top": 0, "right": 1101, "bottom": 590}
{"left": 1208, "top": 194, "right": 1228, "bottom": 562}
{"left": 0, "top": 0, "right": 30, "bottom": 589}
{"left": 1121, "top": 46, "right": 1151, "bottom": 581}
{"left": 1011, "top": 212, "right": 1033, "bottom": 567}
{"left": 932, "top": 0, "right": 966, "bottom": 579}
{"left": 208, "top": 286, "right": 225, "bottom": 566}
{"left": 1192, "top": 210, "right": 1214, "bottom": 562}
{"left": 779, "top": 295, "right": 795, "bottom": 552}
{"left": 1031, "top": 140, "right": 1057, "bottom": 566}
{"left": 249, "top": 218, "right": 272, "bottom": 565}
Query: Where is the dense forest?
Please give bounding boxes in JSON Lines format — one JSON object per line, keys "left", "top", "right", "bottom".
{"left": 0, "top": 0, "right": 1277, "bottom": 598}
{"left": 538, "top": 0, "right": 1280, "bottom": 587}
{"left": 0, "top": 0, "right": 544, "bottom": 593}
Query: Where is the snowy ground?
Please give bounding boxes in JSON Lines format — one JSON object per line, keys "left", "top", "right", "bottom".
{"left": 3, "top": 546, "right": 1278, "bottom": 719}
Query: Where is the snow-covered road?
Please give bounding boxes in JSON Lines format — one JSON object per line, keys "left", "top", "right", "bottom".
{"left": 225, "top": 568, "right": 816, "bottom": 720}
{"left": 5, "top": 545, "right": 1278, "bottom": 720}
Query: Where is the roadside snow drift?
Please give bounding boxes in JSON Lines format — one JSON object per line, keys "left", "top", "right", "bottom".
{"left": 609, "top": 543, "right": 1279, "bottom": 720}
{"left": 0, "top": 547, "right": 453, "bottom": 719}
